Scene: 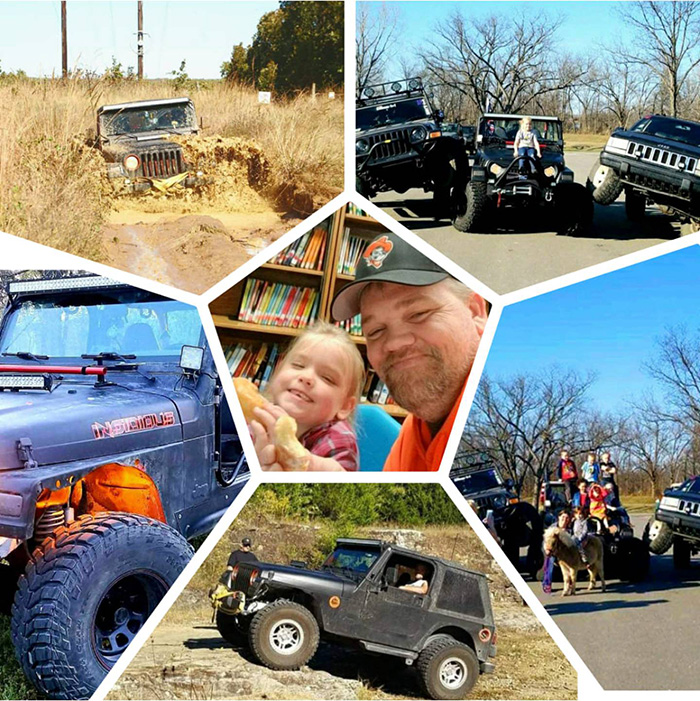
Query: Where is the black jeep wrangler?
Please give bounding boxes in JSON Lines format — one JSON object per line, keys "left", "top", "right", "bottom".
{"left": 0, "top": 275, "right": 248, "bottom": 699}
{"left": 588, "top": 114, "right": 700, "bottom": 229}
{"left": 450, "top": 463, "right": 543, "bottom": 577}
{"left": 355, "top": 78, "right": 469, "bottom": 213}
{"left": 454, "top": 113, "right": 592, "bottom": 235}
{"left": 96, "top": 97, "right": 201, "bottom": 192}
{"left": 644, "top": 475, "right": 700, "bottom": 568}
{"left": 211, "top": 538, "right": 496, "bottom": 700}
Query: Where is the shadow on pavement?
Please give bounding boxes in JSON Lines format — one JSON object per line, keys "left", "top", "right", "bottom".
{"left": 544, "top": 597, "right": 668, "bottom": 616}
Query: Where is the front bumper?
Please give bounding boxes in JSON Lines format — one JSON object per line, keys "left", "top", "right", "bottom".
{"left": 656, "top": 506, "right": 700, "bottom": 541}
{"left": 480, "top": 661, "right": 496, "bottom": 674}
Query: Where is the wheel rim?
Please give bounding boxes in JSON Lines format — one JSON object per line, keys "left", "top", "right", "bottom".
{"left": 93, "top": 571, "right": 168, "bottom": 670}
{"left": 439, "top": 656, "right": 468, "bottom": 690}
{"left": 591, "top": 165, "right": 608, "bottom": 188}
{"left": 269, "top": 618, "right": 304, "bottom": 655}
{"left": 648, "top": 519, "right": 662, "bottom": 541}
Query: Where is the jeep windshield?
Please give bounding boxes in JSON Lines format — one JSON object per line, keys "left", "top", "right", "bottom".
{"left": 100, "top": 103, "right": 196, "bottom": 137}
{"left": 0, "top": 293, "right": 202, "bottom": 363}
{"left": 630, "top": 115, "right": 700, "bottom": 148}
{"left": 453, "top": 469, "right": 503, "bottom": 494}
{"left": 321, "top": 544, "right": 381, "bottom": 580}
{"left": 357, "top": 98, "right": 431, "bottom": 131}
{"left": 481, "top": 118, "right": 562, "bottom": 143}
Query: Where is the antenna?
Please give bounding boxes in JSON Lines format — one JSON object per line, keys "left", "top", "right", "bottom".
{"left": 137, "top": 1, "right": 144, "bottom": 80}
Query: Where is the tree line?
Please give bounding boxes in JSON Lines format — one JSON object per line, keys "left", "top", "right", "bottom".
{"left": 459, "top": 326, "right": 700, "bottom": 500}
{"left": 358, "top": 1, "right": 700, "bottom": 131}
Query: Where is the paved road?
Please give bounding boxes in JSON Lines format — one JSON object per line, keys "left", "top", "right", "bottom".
{"left": 373, "top": 152, "right": 680, "bottom": 294}
{"left": 529, "top": 513, "right": 699, "bottom": 690}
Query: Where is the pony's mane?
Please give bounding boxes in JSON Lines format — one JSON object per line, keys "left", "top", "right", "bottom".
{"left": 544, "top": 525, "right": 576, "bottom": 549}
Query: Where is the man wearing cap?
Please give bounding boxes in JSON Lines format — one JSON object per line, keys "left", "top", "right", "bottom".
{"left": 331, "top": 231, "right": 487, "bottom": 471}
{"left": 227, "top": 537, "right": 258, "bottom": 570}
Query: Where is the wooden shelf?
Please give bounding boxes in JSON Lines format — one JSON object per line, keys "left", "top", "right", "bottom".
{"left": 213, "top": 317, "right": 303, "bottom": 338}
{"left": 261, "top": 263, "right": 324, "bottom": 277}
{"left": 344, "top": 213, "right": 386, "bottom": 230}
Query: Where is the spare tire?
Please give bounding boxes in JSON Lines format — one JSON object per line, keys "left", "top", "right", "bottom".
{"left": 586, "top": 157, "right": 623, "bottom": 205}
{"left": 643, "top": 515, "right": 674, "bottom": 555}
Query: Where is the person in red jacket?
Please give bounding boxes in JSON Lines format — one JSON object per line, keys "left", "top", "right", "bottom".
{"left": 555, "top": 448, "right": 579, "bottom": 500}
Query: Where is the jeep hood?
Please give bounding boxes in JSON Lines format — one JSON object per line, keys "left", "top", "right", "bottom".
{"left": 260, "top": 562, "right": 358, "bottom": 587}
{"left": 357, "top": 119, "right": 440, "bottom": 137}
{"left": 0, "top": 382, "right": 182, "bottom": 470}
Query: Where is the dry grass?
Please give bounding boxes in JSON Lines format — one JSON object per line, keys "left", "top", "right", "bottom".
{"left": 564, "top": 131, "right": 609, "bottom": 151}
{"left": 0, "top": 77, "right": 343, "bottom": 258}
{"left": 622, "top": 493, "right": 657, "bottom": 513}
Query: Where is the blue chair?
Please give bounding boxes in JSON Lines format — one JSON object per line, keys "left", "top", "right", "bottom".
{"left": 355, "top": 404, "right": 401, "bottom": 471}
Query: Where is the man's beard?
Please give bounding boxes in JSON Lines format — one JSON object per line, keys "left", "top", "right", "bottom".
{"left": 380, "top": 345, "right": 469, "bottom": 422}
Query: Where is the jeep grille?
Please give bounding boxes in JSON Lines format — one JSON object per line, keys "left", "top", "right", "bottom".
{"left": 436, "top": 569, "right": 485, "bottom": 618}
{"left": 626, "top": 141, "right": 697, "bottom": 174}
{"left": 368, "top": 128, "right": 412, "bottom": 163}
{"left": 139, "top": 148, "right": 186, "bottom": 178}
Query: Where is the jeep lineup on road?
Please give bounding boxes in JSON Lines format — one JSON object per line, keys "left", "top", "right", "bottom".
{"left": 96, "top": 97, "right": 201, "bottom": 192}
{"left": 589, "top": 114, "right": 700, "bottom": 229}
{"left": 451, "top": 463, "right": 543, "bottom": 577}
{"left": 645, "top": 475, "right": 700, "bottom": 568}
{"left": 454, "top": 113, "right": 592, "bottom": 236}
{"left": 0, "top": 275, "right": 248, "bottom": 699}
{"left": 211, "top": 537, "right": 496, "bottom": 700}
{"left": 355, "top": 78, "right": 469, "bottom": 214}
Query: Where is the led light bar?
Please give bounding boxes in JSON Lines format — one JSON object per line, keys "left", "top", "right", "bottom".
{"left": 8, "top": 276, "right": 124, "bottom": 294}
{"left": 0, "top": 375, "right": 52, "bottom": 391}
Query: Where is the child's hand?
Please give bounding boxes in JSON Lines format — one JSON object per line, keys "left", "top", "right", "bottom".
{"left": 249, "top": 401, "right": 288, "bottom": 471}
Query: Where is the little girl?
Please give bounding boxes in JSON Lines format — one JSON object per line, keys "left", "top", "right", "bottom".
{"left": 249, "top": 321, "right": 365, "bottom": 471}
{"left": 572, "top": 505, "right": 591, "bottom": 564}
{"left": 513, "top": 117, "right": 541, "bottom": 173}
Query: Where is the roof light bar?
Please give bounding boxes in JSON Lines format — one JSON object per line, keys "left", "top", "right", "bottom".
{"left": 8, "top": 276, "right": 124, "bottom": 295}
{"left": 0, "top": 375, "right": 52, "bottom": 391}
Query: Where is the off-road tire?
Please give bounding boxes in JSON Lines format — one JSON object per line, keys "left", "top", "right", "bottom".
{"left": 417, "top": 635, "right": 479, "bottom": 700}
{"left": 555, "top": 182, "right": 593, "bottom": 236}
{"left": 452, "top": 181, "right": 490, "bottom": 232}
{"left": 673, "top": 537, "right": 692, "bottom": 569}
{"left": 433, "top": 186, "right": 452, "bottom": 220}
{"left": 625, "top": 189, "right": 646, "bottom": 222}
{"left": 216, "top": 611, "right": 249, "bottom": 646}
{"left": 643, "top": 516, "right": 674, "bottom": 555}
{"left": 618, "top": 537, "right": 650, "bottom": 582}
{"left": 586, "top": 158, "right": 623, "bottom": 205}
{"left": 356, "top": 176, "right": 371, "bottom": 200}
{"left": 248, "top": 599, "right": 319, "bottom": 670}
{"left": 11, "top": 513, "right": 192, "bottom": 700}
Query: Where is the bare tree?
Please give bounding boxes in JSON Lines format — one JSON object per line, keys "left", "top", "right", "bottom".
{"left": 356, "top": 2, "right": 401, "bottom": 94}
{"left": 617, "top": 1, "right": 700, "bottom": 117}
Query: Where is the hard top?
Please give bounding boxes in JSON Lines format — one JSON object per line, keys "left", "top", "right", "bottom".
{"left": 635, "top": 113, "right": 700, "bottom": 128}
{"left": 98, "top": 97, "right": 194, "bottom": 115}
{"left": 335, "top": 538, "right": 488, "bottom": 580}
{"left": 481, "top": 112, "right": 560, "bottom": 122}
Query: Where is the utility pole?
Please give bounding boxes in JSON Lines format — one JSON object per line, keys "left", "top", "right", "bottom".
{"left": 61, "top": 1, "right": 67, "bottom": 78}
{"left": 137, "top": 1, "right": 144, "bottom": 80}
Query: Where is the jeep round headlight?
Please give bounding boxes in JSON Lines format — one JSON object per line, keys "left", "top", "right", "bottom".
{"left": 410, "top": 126, "right": 427, "bottom": 143}
{"left": 489, "top": 163, "right": 503, "bottom": 176}
{"left": 356, "top": 138, "right": 369, "bottom": 154}
{"left": 544, "top": 165, "right": 558, "bottom": 178}
{"left": 123, "top": 154, "right": 140, "bottom": 172}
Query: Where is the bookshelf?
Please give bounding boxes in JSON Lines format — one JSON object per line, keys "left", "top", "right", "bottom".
{"left": 210, "top": 204, "right": 408, "bottom": 420}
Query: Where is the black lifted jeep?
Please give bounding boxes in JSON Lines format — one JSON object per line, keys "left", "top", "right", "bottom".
{"left": 211, "top": 538, "right": 496, "bottom": 700}
{"left": 645, "top": 475, "right": 700, "bottom": 568}
{"left": 588, "top": 114, "right": 700, "bottom": 229}
{"left": 96, "top": 97, "right": 201, "bottom": 192}
{"left": 0, "top": 275, "right": 248, "bottom": 699}
{"left": 451, "top": 463, "right": 543, "bottom": 577}
{"left": 356, "top": 78, "right": 469, "bottom": 213}
{"left": 455, "top": 113, "right": 592, "bottom": 236}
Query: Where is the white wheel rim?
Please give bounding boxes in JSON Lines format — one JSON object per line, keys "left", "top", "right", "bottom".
{"left": 592, "top": 166, "right": 608, "bottom": 188}
{"left": 648, "top": 520, "right": 662, "bottom": 540}
{"left": 269, "top": 619, "right": 304, "bottom": 655}
{"left": 439, "top": 656, "right": 467, "bottom": 690}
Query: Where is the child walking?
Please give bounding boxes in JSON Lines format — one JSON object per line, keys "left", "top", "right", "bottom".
{"left": 249, "top": 321, "right": 365, "bottom": 471}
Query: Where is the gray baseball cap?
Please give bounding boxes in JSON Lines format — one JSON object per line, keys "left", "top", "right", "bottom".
{"left": 331, "top": 231, "right": 449, "bottom": 321}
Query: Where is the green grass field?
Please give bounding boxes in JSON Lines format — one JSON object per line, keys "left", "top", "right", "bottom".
{"left": 0, "top": 616, "right": 38, "bottom": 700}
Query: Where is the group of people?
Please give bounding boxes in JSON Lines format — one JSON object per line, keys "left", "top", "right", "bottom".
{"left": 246, "top": 231, "right": 487, "bottom": 472}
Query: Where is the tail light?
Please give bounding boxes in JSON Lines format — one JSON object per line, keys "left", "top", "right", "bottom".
{"left": 478, "top": 627, "right": 492, "bottom": 643}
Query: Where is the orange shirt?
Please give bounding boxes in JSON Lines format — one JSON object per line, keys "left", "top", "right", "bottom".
{"left": 383, "top": 381, "right": 466, "bottom": 472}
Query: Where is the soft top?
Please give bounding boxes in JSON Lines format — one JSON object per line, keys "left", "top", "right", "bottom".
{"left": 98, "top": 97, "right": 193, "bottom": 114}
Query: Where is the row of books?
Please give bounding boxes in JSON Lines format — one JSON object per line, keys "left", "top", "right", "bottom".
{"left": 270, "top": 225, "right": 328, "bottom": 270}
{"left": 334, "top": 313, "right": 362, "bottom": 337}
{"left": 226, "top": 342, "right": 283, "bottom": 392}
{"left": 337, "top": 228, "right": 368, "bottom": 276}
{"left": 363, "top": 370, "right": 397, "bottom": 406}
{"left": 346, "top": 203, "right": 366, "bottom": 216}
{"left": 237, "top": 279, "right": 320, "bottom": 328}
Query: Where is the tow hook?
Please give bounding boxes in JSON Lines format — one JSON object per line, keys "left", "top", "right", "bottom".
{"left": 545, "top": 189, "right": 554, "bottom": 202}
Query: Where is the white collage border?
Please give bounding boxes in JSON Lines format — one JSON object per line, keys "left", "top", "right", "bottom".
{"left": 0, "top": 1, "right": 698, "bottom": 700}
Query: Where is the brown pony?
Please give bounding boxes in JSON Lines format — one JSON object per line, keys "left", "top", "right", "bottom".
{"left": 543, "top": 526, "right": 606, "bottom": 596}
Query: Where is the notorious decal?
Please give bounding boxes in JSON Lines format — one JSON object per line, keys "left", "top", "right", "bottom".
{"left": 92, "top": 411, "right": 176, "bottom": 440}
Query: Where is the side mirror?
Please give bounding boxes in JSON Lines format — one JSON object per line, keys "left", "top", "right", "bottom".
{"left": 179, "top": 345, "right": 204, "bottom": 373}
{"left": 434, "top": 109, "right": 444, "bottom": 122}
{"left": 505, "top": 478, "right": 515, "bottom": 490}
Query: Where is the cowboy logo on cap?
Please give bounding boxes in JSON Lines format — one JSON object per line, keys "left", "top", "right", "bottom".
{"left": 363, "top": 235, "right": 393, "bottom": 269}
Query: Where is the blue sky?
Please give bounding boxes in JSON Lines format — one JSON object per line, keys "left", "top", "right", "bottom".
{"left": 483, "top": 246, "right": 700, "bottom": 413}
{"left": 362, "top": 1, "right": 635, "bottom": 78}
{"left": 0, "top": 1, "right": 279, "bottom": 78}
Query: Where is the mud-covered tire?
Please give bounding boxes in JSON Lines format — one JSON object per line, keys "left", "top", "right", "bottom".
{"left": 625, "top": 189, "right": 646, "bottom": 222}
{"left": 248, "top": 599, "right": 319, "bottom": 670}
{"left": 11, "top": 513, "right": 192, "bottom": 700}
{"left": 643, "top": 516, "right": 674, "bottom": 555}
{"left": 417, "top": 635, "right": 479, "bottom": 700}
{"left": 586, "top": 158, "right": 623, "bottom": 205}
{"left": 216, "top": 611, "right": 249, "bottom": 646}
{"left": 555, "top": 182, "right": 594, "bottom": 236}
{"left": 452, "top": 181, "right": 490, "bottom": 232}
{"left": 673, "top": 537, "right": 692, "bottom": 569}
